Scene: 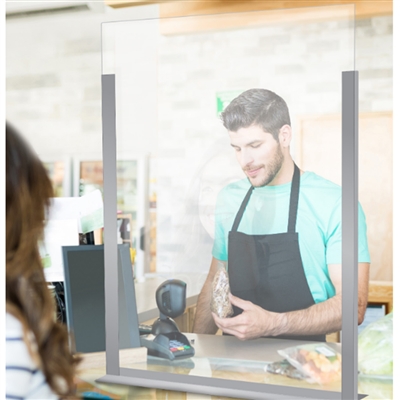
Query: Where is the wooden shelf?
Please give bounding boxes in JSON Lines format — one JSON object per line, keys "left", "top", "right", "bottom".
{"left": 157, "top": 0, "right": 392, "bottom": 35}
{"left": 368, "top": 280, "right": 393, "bottom": 313}
{"left": 104, "top": 0, "right": 392, "bottom": 19}
{"left": 104, "top": 0, "right": 185, "bottom": 9}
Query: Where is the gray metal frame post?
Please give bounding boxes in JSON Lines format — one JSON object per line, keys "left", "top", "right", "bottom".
{"left": 102, "top": 74, "right": 120, "bottom": 375}
{"left": 341, "top": 71, "right": 359, "bottom": 400}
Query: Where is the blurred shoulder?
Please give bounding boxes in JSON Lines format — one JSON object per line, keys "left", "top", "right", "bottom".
{"left": 6, "top": 312, "right": 24, "bottom": 334}
{"left": 6, "top": 312, "right": 37, "bottom": 365}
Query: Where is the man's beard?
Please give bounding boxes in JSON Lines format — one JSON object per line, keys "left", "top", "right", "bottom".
{"left": 247, "top": 145, "right": 284, "bottom": 187}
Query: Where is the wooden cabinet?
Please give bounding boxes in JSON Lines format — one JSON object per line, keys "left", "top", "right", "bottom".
{"left": 327, "top": 280, "right": 393, "bottom": 343}
{"left": 296, "top": 112, "right": 393, "bottom": 282}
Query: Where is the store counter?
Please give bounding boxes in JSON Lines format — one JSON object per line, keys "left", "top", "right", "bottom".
{"left": 76, "top": 333, "right": 393, "bottom": 400}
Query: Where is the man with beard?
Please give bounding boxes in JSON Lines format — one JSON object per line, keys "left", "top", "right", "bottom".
{"left": 192, "top": 88, "right": 370, "bottom": 341}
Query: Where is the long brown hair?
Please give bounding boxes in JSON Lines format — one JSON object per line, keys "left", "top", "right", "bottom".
{"left": 6, "top": 122, "right": 80, "bottom": 396}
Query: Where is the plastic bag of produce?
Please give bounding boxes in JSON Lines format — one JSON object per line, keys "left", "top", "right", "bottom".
{"left": 278, "top": 343, "right": 341, "bottom": 385}
{"left": 265, "top": 359, "right": 308, "bottom": 380}
{"left": 210, "top": 262, "right": 233, "bottom": 318}
{"left": 358, "top": 311, "right": 393, "bottom": 377}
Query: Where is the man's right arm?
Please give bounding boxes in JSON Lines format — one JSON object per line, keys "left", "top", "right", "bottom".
{"left": 192, "top": 257, "right": 223, "bottom": 334}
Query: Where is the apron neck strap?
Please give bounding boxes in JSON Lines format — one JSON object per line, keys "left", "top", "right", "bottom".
{"left": 231, "top": 163, "right": 301, "bottom": 233}
{"left": 231, "top": 186, "right": 254, "bottom": 232}
{"left": 287, "top": 163, "right": 300, "bottom": 233}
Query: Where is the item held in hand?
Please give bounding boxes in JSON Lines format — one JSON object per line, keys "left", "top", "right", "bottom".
{"left": 278, "top": 343, "right": 342, "bottom": 385}
{"left": 210, "top": 263, "right": 233, "bottom": 318}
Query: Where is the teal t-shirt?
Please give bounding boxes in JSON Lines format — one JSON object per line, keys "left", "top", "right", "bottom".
{"left": 212, "top": 171, "right": 370, "bottom": 304}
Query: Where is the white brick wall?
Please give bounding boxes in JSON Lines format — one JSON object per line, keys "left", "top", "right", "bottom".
{"left": 6, "top": 11, "right": 392, "bottom": 161}
{"left": 6, "top": 5, "right": 159, "bottom": 162}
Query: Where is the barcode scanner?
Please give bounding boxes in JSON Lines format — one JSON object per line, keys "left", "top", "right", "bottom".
{"left": 152, "top": 279, "right": 186, "bottom": 335}
{"left": 140, "top": 279, "right": 195, "bottom": 360}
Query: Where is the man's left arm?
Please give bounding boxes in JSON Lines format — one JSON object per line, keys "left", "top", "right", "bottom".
{"left": 280, "top": 262, "right": 370, "bottom": 335}
{"left": 213, "top": 262, "right": 370, "bottom": 340}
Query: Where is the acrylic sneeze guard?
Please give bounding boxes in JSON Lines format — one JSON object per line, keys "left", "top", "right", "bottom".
{"left": 99, "top": 4, "right": 364, "bottom": 399}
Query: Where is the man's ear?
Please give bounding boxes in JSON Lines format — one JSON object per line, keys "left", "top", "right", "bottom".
{"left": 279, "top": 125, "right": 292, "bottom": 148}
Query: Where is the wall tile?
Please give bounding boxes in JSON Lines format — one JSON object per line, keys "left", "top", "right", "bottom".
{"left": 7, "top": 74, "right": 60, "bottom": 90}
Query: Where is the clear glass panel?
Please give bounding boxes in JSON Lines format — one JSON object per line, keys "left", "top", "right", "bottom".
{"left": 356, "top": 8, "right": 393, "bottom": 393}
{"left": 101, "top": 4, "right": 358, "bottom": 397}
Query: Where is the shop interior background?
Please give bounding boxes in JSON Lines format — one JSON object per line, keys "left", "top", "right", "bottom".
{"left": 6, "top": 1, "right": 393, "bottom": 284}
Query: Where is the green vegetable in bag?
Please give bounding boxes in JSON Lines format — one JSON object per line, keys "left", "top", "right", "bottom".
{"left": 358, "top": 311, "right": 393, "bottom": 377}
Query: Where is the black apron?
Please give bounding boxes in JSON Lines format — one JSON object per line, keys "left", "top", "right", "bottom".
{"left": 227, "top": 164, "right": 325, "bottom": 342}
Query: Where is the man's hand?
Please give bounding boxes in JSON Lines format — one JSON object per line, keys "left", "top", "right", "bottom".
{"left": 197, "top": 262, "right": 369, "bottom": 338}
{"left": 211, "top": 293, "right": 285, "bottom": 340}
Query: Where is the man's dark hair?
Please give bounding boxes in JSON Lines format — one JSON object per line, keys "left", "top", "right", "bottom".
{"left": 220, "top": 88, "right": 291, "bottom": 141}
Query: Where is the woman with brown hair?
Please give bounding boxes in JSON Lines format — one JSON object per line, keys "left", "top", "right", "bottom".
{"left": 6, "top": 122, "right": 80, "bottom": 399}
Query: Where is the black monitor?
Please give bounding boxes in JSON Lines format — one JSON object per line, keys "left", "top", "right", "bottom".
{"left": 62, "top": 244, "right": 141, "bottom": 353}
